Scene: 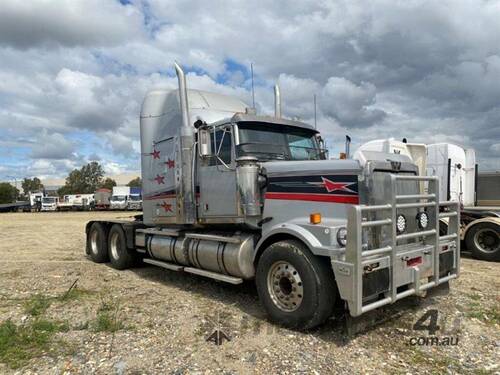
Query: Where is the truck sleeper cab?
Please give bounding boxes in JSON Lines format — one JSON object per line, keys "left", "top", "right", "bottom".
{"left": 85, "top": 63, "right": 460, "bottom": 329}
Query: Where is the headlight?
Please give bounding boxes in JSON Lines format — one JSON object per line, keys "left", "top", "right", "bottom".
{"left": 337, "top": 227, "right": 347, "bottom": 247}
{"left": 416, "top": 211, "right": 429, "bottom": 230}
{"left": 396, "top": 214, "right": 407, "bottom": 233}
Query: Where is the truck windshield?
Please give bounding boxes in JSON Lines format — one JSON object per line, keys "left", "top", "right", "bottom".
{"left": 237, "top": 122, "right": 322, "bottom": 161}
{"left": 42, "top": 197, "right": 56, "bottom": 203}
{"left": 129, "top": 195, "right": 141, "bottom": 201}
{"left": 111, "top": 196, "right": 126, "bottom": 201}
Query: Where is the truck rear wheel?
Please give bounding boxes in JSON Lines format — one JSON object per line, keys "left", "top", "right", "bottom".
{"left": 256, "top": 240, "right": 336, "bottom": 330}
{"left": 86, "top": 222, "right": 109, "bottom": 263}
{"left": 108, "top": 224, "right": 135, "bottom": 270}
{"left": 465, "top": 222, "right": 500, "bottom": 261}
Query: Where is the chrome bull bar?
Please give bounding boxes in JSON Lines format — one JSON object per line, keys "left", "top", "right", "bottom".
{"left": 332, "top": 174, "right": 460, "bottom": 317}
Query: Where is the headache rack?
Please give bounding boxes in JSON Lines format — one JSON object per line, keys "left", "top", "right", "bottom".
{"left": 338, "top": 174, "right": 460, "bottom": 317}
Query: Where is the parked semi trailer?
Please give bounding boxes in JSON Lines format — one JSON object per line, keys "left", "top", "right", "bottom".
{"left": 94, "top": 188, "right": 112, "bottom": 210}
{"left": 357, "top": 139, "right": 500, "bottom": 261}
{"left": 85, "top": 63, "right": 460, "bottom": 329}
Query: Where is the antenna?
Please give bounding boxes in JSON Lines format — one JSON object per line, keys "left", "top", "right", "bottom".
{"left": 250, "top": 63, "right": 255, "bottom": 109}
{"left": 313, "top": 94, "right": 317, "bottom": 129}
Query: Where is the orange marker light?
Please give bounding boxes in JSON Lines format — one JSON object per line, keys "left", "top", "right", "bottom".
{"left": 310, "top": 213, "right": 321, "bottom": 224}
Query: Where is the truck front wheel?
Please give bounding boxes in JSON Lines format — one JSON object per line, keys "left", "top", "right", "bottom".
{"left": 256, "top": 240, "right": 336, "bottom": 330}
{"left": 86, "top": 222, "right": 109, "bottom": 263}
{"left": 465, "top": 222, "right": 500, "bottom": 261}
{"left": 108, "top": 224, "right": 135, "bottom": 270}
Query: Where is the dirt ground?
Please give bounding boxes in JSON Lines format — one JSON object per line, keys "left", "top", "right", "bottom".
{"left": 0, "top": 212, "right": 499, "bottom": 374}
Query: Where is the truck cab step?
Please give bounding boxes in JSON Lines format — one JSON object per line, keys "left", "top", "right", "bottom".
{"left": 142, "top": 258, "right": 243, "bottom": 284}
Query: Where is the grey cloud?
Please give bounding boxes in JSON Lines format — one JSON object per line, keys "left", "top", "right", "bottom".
{"left": 30, "top": 132, "right": 75, "bottom": 160}
{"left": 320, "top": 77, "right": 386, "bottom": 128}
{"left": 0, "top": 0, "right": 143, "bottom": 49}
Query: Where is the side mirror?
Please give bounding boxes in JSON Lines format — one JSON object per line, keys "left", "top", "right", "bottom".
{"left": 199, "top": 128, "right": 212, "bottom": 157}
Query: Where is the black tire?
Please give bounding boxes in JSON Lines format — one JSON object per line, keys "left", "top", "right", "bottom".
{"left": 86, "top": 222, "right": 109, "bottom": 263}
{"left": 465, "top": 222, "right": 500, "bottom": 261}
{"left": 255, "top": 240, "right": 336, "bottom": 330}
{"left": 108, "top": 224, "right": 135, "bottom": 270}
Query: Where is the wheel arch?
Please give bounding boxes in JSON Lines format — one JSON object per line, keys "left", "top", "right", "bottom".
{"left": 462, "top": 217, "right": 500, "bottom": 240}
{"left": 253, "top": 223, "right": 323, "bottom": 265}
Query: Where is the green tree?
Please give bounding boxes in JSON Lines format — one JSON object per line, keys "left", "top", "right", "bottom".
{"left": 127, "top": 177, "right": 142, "bottom": 188}
{"left": 58, "top": 161, "right": 105, "bottom": 194}
{"left": 100, "top": 177, "right": 117, "bottom": 190}
{"left": 0, "top": 183, "right": 19, "bottom": 204}
{"left": 21, "top": 177, "right": 44, "bottom": 195}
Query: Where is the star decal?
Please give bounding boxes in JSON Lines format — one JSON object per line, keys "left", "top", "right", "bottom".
{"left": 154, "top": 174, "right": 165, "bottom": 184}
{"left": 160, "top": 201, "right": 173, "bottom": 212}
{"left": 165, "top": 158, "right": 175, "bottom": 169}
{"left": 151, "top": 149, "right": 160, "bottom": 159}
{"left": 321, "top": 177, "right": 356, "bottom": 193}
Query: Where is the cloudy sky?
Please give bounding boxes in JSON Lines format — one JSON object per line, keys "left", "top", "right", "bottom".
{"left": 1, "top": 0, "right": 499, "bottom": 182}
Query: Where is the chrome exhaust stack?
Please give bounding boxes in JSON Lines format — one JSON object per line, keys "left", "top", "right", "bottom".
{"left": 274, "top": 84, "right": 281, "bottom": 118}
{"left": 174, "top": 62, "right": 192, "bottom": 137}
{"left": 174, "top": 62, "right": 195, "bottom": 223}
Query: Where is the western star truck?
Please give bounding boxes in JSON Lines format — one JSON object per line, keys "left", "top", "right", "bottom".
{"left": 357, "top": 139, "right": 500, "bottom": 261}
{"left": 85, "top": 63, "right": 460, "bottom": 329}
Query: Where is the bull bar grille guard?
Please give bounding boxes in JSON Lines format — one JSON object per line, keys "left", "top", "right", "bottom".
{"left": 334, "top": 174, "right": 460, "bottom": 317}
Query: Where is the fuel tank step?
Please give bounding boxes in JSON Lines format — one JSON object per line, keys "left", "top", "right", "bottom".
{"left": 184, "top": 267, "right": 243, "bottom": 284}
{"left": 143, "top": 258, "right": 183, "bottom": 271}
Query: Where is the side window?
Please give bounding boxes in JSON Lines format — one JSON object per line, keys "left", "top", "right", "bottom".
{"left": 209, "top": 128, "right": 232, "bottom": 166}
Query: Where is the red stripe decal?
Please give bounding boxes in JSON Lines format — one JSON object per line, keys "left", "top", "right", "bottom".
{"left": 265, "top": 192, "right": 359, "bottom": 204}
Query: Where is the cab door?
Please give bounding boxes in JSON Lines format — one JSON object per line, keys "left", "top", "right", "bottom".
{"left": 198, "top": 125, "right": 239, "bottom": 218}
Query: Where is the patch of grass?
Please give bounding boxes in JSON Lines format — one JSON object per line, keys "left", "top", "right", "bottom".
{"left": 22, "top": 287, "right": 95, "bottom": 317}
{"left": 466, "top": 306, "right": 500, "bottom": 325}
{"left": 23, "top": 294, "right": 51, "bottom": 316}
{"left": 91, "top": 302, "right": 124, "bottom": 333}
{"left": 468, "top": 293, "right": 482, "bottom": 301}
{"left": 0, "top": 318, "right": 69, "bottom": 369}
{"left": 404, "top": 346, "right": 464, "bottom": 373}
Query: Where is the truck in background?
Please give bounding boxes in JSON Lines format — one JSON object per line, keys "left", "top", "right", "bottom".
{"left": 356, "top": 139, "right": 500, "bottom": 261}
{"left": 127, "top": 187, "right": 142, "bottom": 211}
{"left": 58, "top": 194, "right": 95, "bottom": 211}
{"left": 84, "top": 63, "right": 460, "bottom": 329}
{"left": 29, "top": 192, "right": 45, "bottom": 211}
{"left": 41, "top": 196, "right": 59, "bottom": 211}
{"left": 476, "top": 172, "right": 500, "bottom": 207}
{"left": 110, "top": 186, "right": 130, "bottom": 210}
{"left": 94, "top": 188, "right": 112, "bottom": 210}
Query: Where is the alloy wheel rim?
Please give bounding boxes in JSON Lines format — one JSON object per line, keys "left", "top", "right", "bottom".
{"left": 110, "top": 232, "right": 120, "bottom": 259}
{"left": 267, "top": 261, "right": 304, "bottom": 312}
{"left": 90, "top": 230, "right": 99, "bottom": 255}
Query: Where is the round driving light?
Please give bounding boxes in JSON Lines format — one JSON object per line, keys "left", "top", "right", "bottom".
{"left": 396, "top": 214, "right": 407, "bottom": 233}
{"left": 337, "top": 227, "right": 347, "bottom": 247}
{"left": 416, "top": 211, "right": 429, "bottom": 230}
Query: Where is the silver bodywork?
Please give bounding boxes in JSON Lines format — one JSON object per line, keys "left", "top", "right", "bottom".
{"left": 134, "top": 64, "right": 460, "bottom": 317}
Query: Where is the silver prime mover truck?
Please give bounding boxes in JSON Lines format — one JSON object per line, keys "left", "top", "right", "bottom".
{"left": 85, "top": 63, "right": 460, "bottom": 329}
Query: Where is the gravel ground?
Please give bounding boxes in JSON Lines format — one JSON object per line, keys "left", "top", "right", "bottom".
{"left": 0, "top": 212, "right": 499, "bottom": 374}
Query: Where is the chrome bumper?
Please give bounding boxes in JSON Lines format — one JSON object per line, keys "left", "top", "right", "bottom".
{"left": 331, "top": 174, "right": 460, "bottom": 317}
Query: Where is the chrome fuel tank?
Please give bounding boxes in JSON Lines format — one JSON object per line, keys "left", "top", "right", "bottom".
{"left": 139, "top": 232, "right": 256, "bottom": 279}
